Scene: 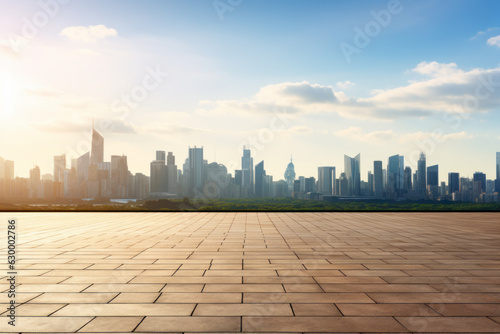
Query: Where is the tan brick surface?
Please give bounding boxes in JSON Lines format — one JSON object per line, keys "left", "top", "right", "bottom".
{"left": 0, "top": 211, "right": 499, "bottom": 333}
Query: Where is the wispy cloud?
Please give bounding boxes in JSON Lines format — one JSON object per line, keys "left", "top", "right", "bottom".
{"left": 334, "top": 127, "right": 474, "bottom": 143}
{"left": 470, "top": 27, "right": 499, "bottom": 40}
{"left": 487, "top": 35, "right": 500, "bottom": 47}
{"left": 60, "top": 25, "right": 118, "bottom": 42}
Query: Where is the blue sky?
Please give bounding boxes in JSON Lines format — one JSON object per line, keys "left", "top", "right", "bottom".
{"left": 1, "top": 0, "right": 499, "bottom": 181}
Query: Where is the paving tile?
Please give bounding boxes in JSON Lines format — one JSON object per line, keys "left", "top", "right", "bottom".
{"left": 337, "top": 303, "right": 440, "bottom": 316}
{"left": 292, "top": 303, "right": 342, "bottom": 316}
{"left": 78, "top": 316, "right": 143, "bottom": 332}
{"left": 428, "top": 303, "right": 500, "bottom": 316}
{"left": 3, "top": 212, "right": 500, "bottom": 334}
{"left": 396, "top": 316, "right": 500, "bottom": 332}
{"left": 136, "top": 316, "right": 241, "bottom": 332}
{"left": 0, "top": 316, "right": 93, "bottom": 332}
{"left": 53, "top": 303, "right": 196, "bottom": 316}
{"left": 194, "top": 303, "right": 293, "bottom": 316}
{"left": 244, "top": 292, "right": 374, "bottom": 303}
{"left": 242, "top": 316, "right": 408, "bottom": 332}
{"left": 156, "top": 292, "right": 242, "bottom": 303}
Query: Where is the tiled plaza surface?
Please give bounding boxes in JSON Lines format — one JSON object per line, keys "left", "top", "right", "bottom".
{"left": 1, "top": 212, "right": 500, "bottom": 333}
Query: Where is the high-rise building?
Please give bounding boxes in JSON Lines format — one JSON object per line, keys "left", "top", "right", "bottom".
{"left": 373, "top": 161, "right": 383, "bottom": 198}
{"left": 29, "top": 165, "right": 41, "bottom": 199}
{"left": 284, "top": 157, "right": 296, "bottom": 191}
{"left": 387, "top": 155, "right": 404, "bottom": 197}
{"left": 367, "top": 171, "right": 373, "bottom": 196}
{"left": 417, "top": 152, "right": 427, "bottom": 198}
{"left": 305, "top": 177, "right": 315, "bottom": 193}
{"left": 150, "top": 159, "right": 167, "bottom": 194}
{"left": 427, "top": 164, "right": 439, "bottom": 199}
{"left": 318, "top": 166, "right": 335, "bottom": 196}
{"left": 473, "top": 172, "right": 486, "bottom": 194}
{"left": 53, "top": 155, "right": 66, "bottom": 183}
{"left": 496, "top": 152, "right": 500, "bottom": 192}
{"left": 427, "top": 165, "right": 439, "bottom": 186}
{"left": 111, "top": 155, "right": 128, "bottom": 198}
{"left": 4, "top": 160, "right": 14, "bottom": 180}
{"left": 0, "top": 157, "right": 4, "bottom": 180}
{"left": 90, "top": 122, "right": 104, "bottom": 165}
{"left": 156, "top": 151, "right": 166, "bottom": 161}
{"left": 255, "top": 160, "right": 265, "bottom": 198}
{"left": 76, "top": 152, "right": 90, "bottom": 197}
{"left": 166, "top": 152, "right": 178, "bottom": 195}
{"left": 241, "top": 148, "right": 254, "bottom": 197}
{"left": 187, "top": 146, "right": 204, "bottom": 198}
{"left": 448, "top": 172, "right": 460, "bottom": 195}
{"left": 404, "top": 166, "right": 412, "bottom": 193}
{"left": 344, "top": 154, "right": 360, "bottom": 196}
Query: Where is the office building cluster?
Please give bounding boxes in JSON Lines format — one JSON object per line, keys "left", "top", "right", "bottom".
{"left": 1, "top": 126, "right": 499, "bottom": 203}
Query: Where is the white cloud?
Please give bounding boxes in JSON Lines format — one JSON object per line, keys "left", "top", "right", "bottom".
{"left": 470, "top": 27, "right": 499, "bottom": 40}
{"left": 334, "top": 127, "right": 473, "bottom": 144}
{"left": 487, "top": 35, "right": 500, "bottom": 47}
{"left": 197, "top": 62, "right": 500, "bottom": 120}
{"left": 335, "top": 80, "right": 356, "bottom": 89}
{"left": 60, "top": 25, "right": 118, "bottom": 42}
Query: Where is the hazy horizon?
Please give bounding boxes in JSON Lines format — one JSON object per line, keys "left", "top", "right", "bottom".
{"left": 1, "top": 0, "right": 500, "bottom": 182}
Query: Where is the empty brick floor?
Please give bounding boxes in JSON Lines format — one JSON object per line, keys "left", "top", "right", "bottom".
{"left": 1, "top": 212, "right": 500, "bottom": 333}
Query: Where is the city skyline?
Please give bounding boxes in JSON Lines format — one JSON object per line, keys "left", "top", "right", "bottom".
{"left": 1, "top": 1, "right": 500, "bottom": 180}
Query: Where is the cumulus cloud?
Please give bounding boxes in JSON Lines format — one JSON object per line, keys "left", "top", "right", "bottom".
{"left": 334, "top": 127, "right": 397, "bottom": 142}
{"left": 197, "top": 62, "right": 500, "bottom": 120}
{"left": 487, "top": 35, "right": 500, "bottom": 47}
{"left": 60, "top": 25, "right": 118, "bottom": 42}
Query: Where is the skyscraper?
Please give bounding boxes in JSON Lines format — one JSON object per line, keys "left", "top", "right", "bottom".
{"left": 4, "top": 160, "right": 14, "bottom": 180}
{"left": 344, "top": 154, "right": 360, "bottom": 196}
{"left": 473, "top": 172, "right": 486, "bottom": 194}
{"left": 404, "top": 166, "right": 412, "bottom": 193}
{"left": 417, "top": 153, "right": 427, "bottom": 198}
{"left": 111, "top": 155, "right": 128, "bottom": 198}
{"left": 387, "top": 155, "right": 404, "bottom": 197}
{"left": 373, "top": 161, "right": 383, "bottom": 198}
{"left": 53, "top": 155, "right": 66, "bottom": 183}
{"left": 76, "top": 152, "right": 90, "bottom": 197}
{"left": 284, "top": 157, "right": 296, "bottom": 191}
{"left": 255, "top": 160, "right": 265, "bottom": 198}
{"left": 318, "top": 166, "right": 335, "bottom": 196}
{"left": 427, "top": 164, "right": 439, "bottom": 199}
{"left": 187, "top": 146, "right": 204, "bottom": 198}
{"left": 0, "top": 157, "right": 4, "bottom": 180}
{"left": 156, "top": 151, "right": 166, "bottom": 161}
{"left": 150, "top": 158, "right": 167, "bottom": 194}
{"left": 166, "top": 152, "right": 178, "bottom": 195}
{"left": 448, "top": 172, "right": 459, "bottom": 196}
{"left": 241, "top": 148, "right": 254, "bottom": 197}
{"left": 91, "top": 122, "right": 104, "bottom": 165}
{"left": 29, "top": 165, "right": 41, "bottom": 199}
{"left": 427, "top": 165, "right": 439, "bottom": 187}
{"left": 496, "top": 152, "right": 500, "bottom": 192}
